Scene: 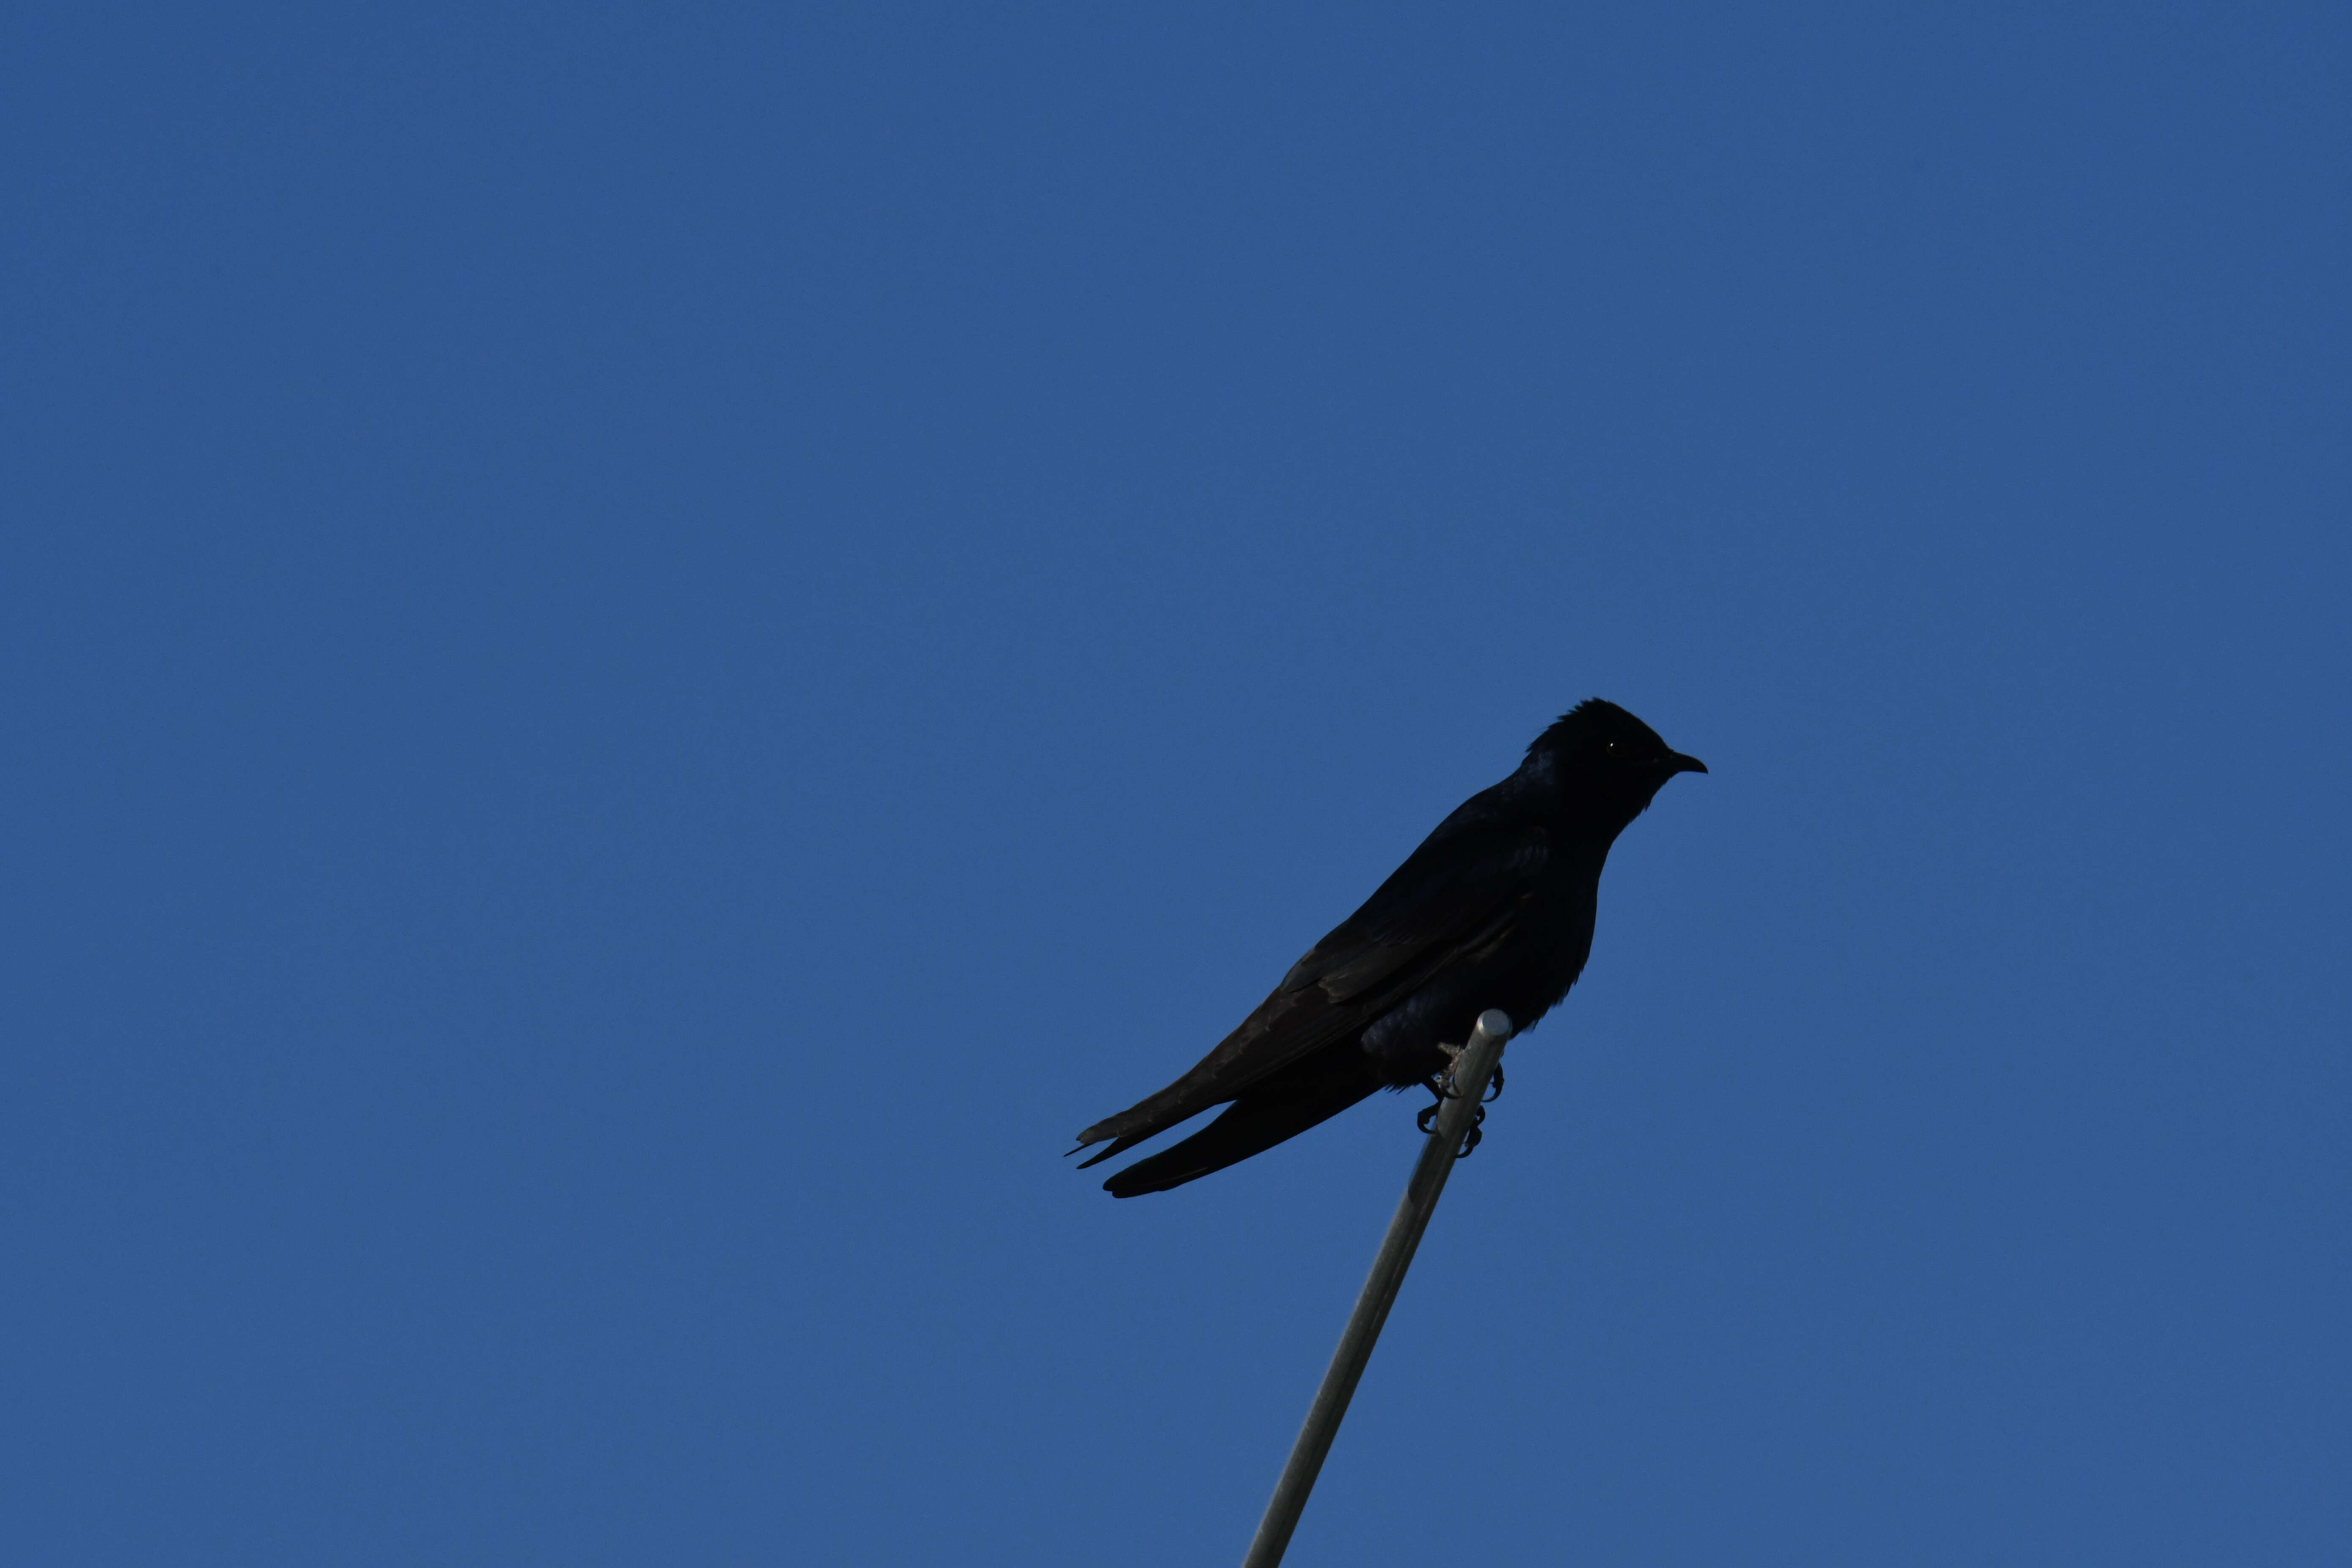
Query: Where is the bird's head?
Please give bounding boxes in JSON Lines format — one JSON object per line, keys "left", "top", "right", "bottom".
{"left": 1524, "top": 698, "right": 1707, "bottom": 828}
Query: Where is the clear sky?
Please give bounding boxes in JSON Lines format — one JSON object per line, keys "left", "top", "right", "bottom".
{"left": 6, "top": 4, "right": 2346, "bottom": 1564}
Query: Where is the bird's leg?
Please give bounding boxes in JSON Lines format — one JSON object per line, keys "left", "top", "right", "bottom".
{"left": 1427, "top": 1041, "right": 1503, "bottom": 1102}
{"left": 1418, "top": 1047, "right": 1493, "bottom": 1154}
{"left": 1416, "top": 1075, "right": 1447, "bottom": 1135}
{"left": 1432, "top": 1039, "right": 1469, "bottom": 1096}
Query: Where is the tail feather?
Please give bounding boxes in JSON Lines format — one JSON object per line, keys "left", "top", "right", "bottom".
{"left": 1072, "top": 986, "right": 1366, "bottom": 1166}
{"left": 1100, "top": 1048, "right": 1386, "bottom": 1198}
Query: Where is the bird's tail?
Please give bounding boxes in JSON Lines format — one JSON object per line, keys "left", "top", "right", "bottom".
{"left": 1099, "top": 1048, "right": 1386, "bottom": 1198}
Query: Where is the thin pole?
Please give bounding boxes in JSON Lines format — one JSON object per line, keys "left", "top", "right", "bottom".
{"left": 1239, "top": 1008, "right": 1514, "bottom": 1568}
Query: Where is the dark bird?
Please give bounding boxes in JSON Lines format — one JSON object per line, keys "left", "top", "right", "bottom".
{"left": 1074, "top": 699, "right": 1706, "bottom": 1197}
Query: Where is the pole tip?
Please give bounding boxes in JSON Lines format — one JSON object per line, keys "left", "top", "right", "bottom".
{"left": 1476, "top": 1009, "right": 1514, "bottom": 1042}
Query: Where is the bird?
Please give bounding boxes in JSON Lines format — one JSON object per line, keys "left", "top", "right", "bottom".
{"left": 1073, "top": 699, "right": 1705, "bottom": 1198}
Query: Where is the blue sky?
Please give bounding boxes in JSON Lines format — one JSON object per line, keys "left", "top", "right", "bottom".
{"left": 5, "top": 4, "right": 2346, "bottom": 1564}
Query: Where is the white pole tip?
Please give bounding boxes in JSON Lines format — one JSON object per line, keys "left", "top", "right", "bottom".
{"left": 1476, "top": 1009, "right": 1514, "bottom": 1040}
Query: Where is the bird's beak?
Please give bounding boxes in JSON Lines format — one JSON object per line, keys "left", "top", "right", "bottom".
{"left": 1666, "top": 752, "right": 1708, "bottom": 776}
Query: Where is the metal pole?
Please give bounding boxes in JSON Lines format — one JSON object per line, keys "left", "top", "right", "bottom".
{"left": 1239, "top": 1009, "right": 1514, "bottom": 1568}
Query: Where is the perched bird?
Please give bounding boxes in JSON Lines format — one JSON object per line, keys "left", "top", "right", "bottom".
{"left": 1074, "top": 699, "right": 1705, "bottom": 1197}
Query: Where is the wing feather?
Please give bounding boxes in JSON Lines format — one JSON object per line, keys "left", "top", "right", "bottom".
{"left": 1073, "top": 821, "right": 1549, "bottom": 1160}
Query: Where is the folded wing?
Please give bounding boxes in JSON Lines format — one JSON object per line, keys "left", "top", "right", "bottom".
{"left": 1073, "top": 818, "right": 1549, "bottom": 1168}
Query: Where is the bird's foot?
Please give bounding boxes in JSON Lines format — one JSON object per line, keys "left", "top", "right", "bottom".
{"left": 1457, "top": 1110, "right": 1485, "bottom": 1158}
{"left": 1417, "top": 1086, "right": 1488, "bottom": 1156}
{"left": 1428, "top": 1041, "right": 1470, "bottom": 1100}
{"left": 1424, "top": 1048, "right": 1503, "bottom": 1105}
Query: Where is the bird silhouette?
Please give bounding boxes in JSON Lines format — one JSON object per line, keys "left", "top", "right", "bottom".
{"left": 1074, "top": 699, "right": 1705, "bottom": 1196}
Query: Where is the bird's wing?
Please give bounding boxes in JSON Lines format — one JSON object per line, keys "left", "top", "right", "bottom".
{"left": 1277, "top": 819, "right": 1552, "bottom": 1004}
{"left": 1073, "top": 821, "right": 1549, "bottom": 1161}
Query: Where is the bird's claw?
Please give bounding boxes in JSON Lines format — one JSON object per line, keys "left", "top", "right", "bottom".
{"left": 1418, "top": 1094, "right": 1488, "bottom": 1156}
